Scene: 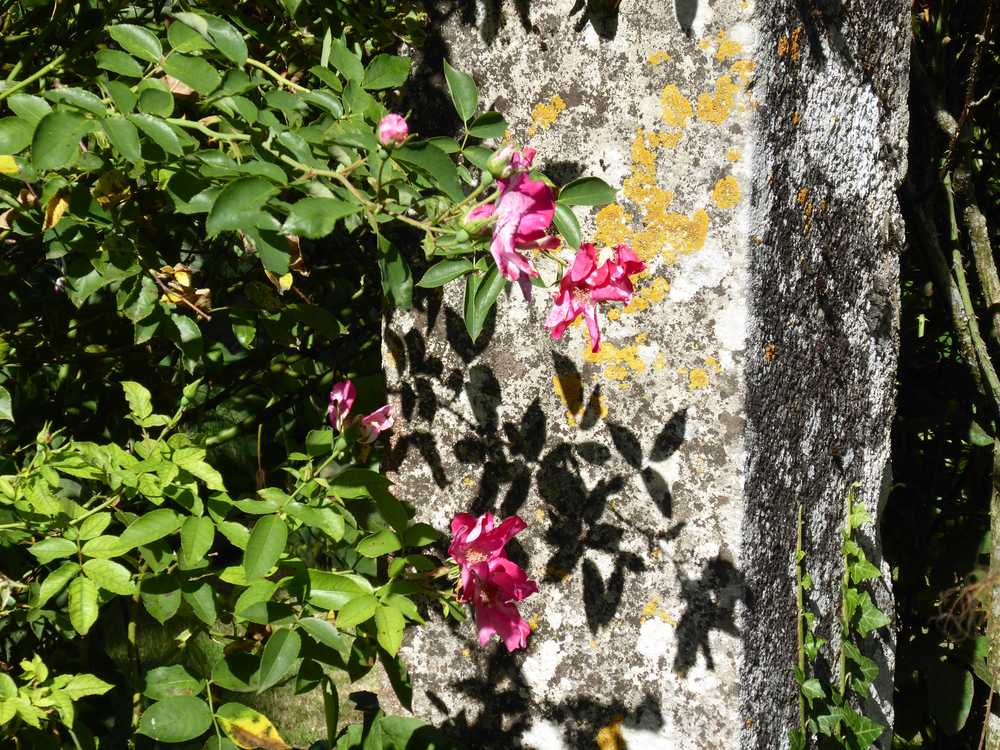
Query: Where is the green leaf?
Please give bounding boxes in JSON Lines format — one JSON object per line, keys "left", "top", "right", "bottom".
{"left": 558, "top": 176, "right": 617, "bottom": 207}
{"left": 109, "top": 24, "right": 163, "bottom": 64}
{"left": 402, "top": 523, "right": 441, "bottom": 547}
{"left": 329, "top": 37, "right": 364, "bottom": 83}
{"left": 467, "top": 265, "right": 505, "bottom": 342}
{"left": 59, "top": 674, "right": 113, "bottom": 700}
{"left": 206, "top": 177, "right": 279, "bottom": 237}
{"left": 841, "top": 640, "right": 878, "bottom": 688}
{"left": 143, "top": 665, "right": 204, "bottom": 701}
{"left": 443, "top": 60, "right": 478, "bottom": 122}
{"left": 374, "top": 605, "right": 405, "bottom": 657}
{"left": 102, "top": 116, "right": 143, "bottom": 164}
{"left": 141, "top": 574, "right": 182, "bottom": 624}
{"left": 357, "top": 528, "right": 402, "bottom": 558}
{"left": 137, "top": 86, "right": 174, "bottom": 117}
{"left": 0, "top": 117, "right": 33, "bottom": 155}
{"left": 854, "top": 591, "right": 891, "bottom": 636}
{"left": 96, "top": 49, "right": 144, "bottom": 78}
{"left": 336, "top": 594, "right": 378, "bottom": 628}
{"left": 842, "top": 706, "right": 884, "bottom": 748}
{"left": 128, "top": 113, "right": 183, "bottom": 155}
{"left": 8, "top": 93, "right": 51, "bottom": 126}
{"left": 120, "top": 508, "right": 181, "bottom": 550}
{"left": 172, "top": 12, "right": 248, "bottom": 66}
{"left": 299, "top": 617, "right": 351, "bottom": 660}
{"left": 392, "top": 143, "right": 463, "bottom": 202}
{"left": 307, "top": 569, "right": 373, "bottom": 610}
{"left": 163, "top": 54, "right": 221, "bottom": 96}
{"left": 282, "top": 197, "right": 359, "bottom": 239}
{"left": 244, "top": 514, "right": 287, "bottom": 579}
{"left": 68, "top": 575, "right": 99, "bottom": 635}
{"left": 121, "top": 380, "right": 154, "bottom": 419}
{"left": 968, "top": 419, "right": 994, "bottom": 447}
{"left": 927, "top": 661, "right": 974, "bottom": 735}
{"left": 83, "top": 558, "right": 135, "bottom": 595}
{"left": 257, "top": 628, "right": 301, "bottom": 692}
{"left": 215, "top": 703, "right": 291, "bottom": 750}
{"left": 180, "top": 516, "right": 215, "bottom": 569}
{"left": 363, "top": 54, "right": 411, "bottom": 90}
{"left": 378, "top": 234, "right": 412, "bottom": 309}
{"left": 32, "top": 110, "right": 89, "bottom": 170}
{"left": 800, "top": 677, "right": 825, "bottom": 703}
{"left": 0, "top": 386, "right": 11, "bottom": 422}
{"left": 28, "top": 537, "right": 77, "bottom": 564}
{"left": 106, "top": 80, "right": 138, "bottom": 112}
{"left": 467, "top": 111, "right": 507, "bottom": 139}
{"left": 417, "top": 258, "right": 474, "bottom": 288}
{"left": 43, "top": 88, "right": 106, "bottom": 115}
{"left": 182, "top": 580, "right": 217, "bottom": 625}
{"left": 553, "top": 203, "right": 581, "bottom": 249}
{"left": 849, "top": 558, "right": 881, "bottom": 584}
{"left": 137, "top": 696, "right": 213, "bottom": 743}
{"left": 36, "top": 561, "right": 80, "bottom": 607}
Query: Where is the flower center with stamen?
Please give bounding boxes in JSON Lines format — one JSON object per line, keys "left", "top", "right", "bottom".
{"left": 465, "top": 549, "right": 488, "bottom": 564}
{"left": 572, "top": 287, "right": 591, "bottom": 305}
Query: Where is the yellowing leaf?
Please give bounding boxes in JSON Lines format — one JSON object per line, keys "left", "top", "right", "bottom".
{"left": 43, "top": 193, "right": 70, "bottom": 231}
{"left": 0, "top": 155, "right": 19, "bottom": 174}
{"left": 216, "top": 702, "right": 291, "bottom": 750}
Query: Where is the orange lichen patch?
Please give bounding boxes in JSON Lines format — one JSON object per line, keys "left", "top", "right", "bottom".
{"left": 791, "top": 111, "right": 801, "bottom": 127}
{"left": 763, "top": 343, "right": 777, "bottom": 362}
{"left": 697, "top": 75, "right": 740, "bottom": 124}
{"left": 796, "top": 187, "right": 809, "bottom": 205}
{"left": 790, "top": 26, "right": 803, "bottom": 61}
{"left": 623, "top": 276, "right": 670, "bottom": 314}
{"left": 596, "top": 716, "right": 627, "bottom": 750}
{"left": 688, "top": 368, "right": 710, "bottom": 390}
{"left": 726, "top": 148, "right": 742, "bottom": 162}
{"left": 730, "top": 59, "right": 756, "bottom": 84}
{"left": 595, "top": 204, "right": 633, "bottom": 247}
{"left": 714, "top": 30, "right": 744, "bottom": 62}
{"left": 527, "top": 94, "right": 566, "bottom": 136}
{"left": 659, "top": 84, "right": 693, "bottom": 128}
{"left": 584, "top": 338, "right": 646, "bottom": 381}
{"left": 648, "top": 50, "right": 671, "bottom": 65}
{"left": 711, "top": 175, "right": 742, "bottom": 210}
{"left": 705, "top": 356, "right": 722, "bottom": 373}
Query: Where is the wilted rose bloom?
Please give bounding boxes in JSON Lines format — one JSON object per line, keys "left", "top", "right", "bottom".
{"left": 449, "top": 512, "right": 527, "bottom": 590}
{"left": 510, "top": 146, "right": 536, "bottom": 172}
{"left": 377, "top": 113, "right": 408, "bottom": 147}
{"left": 489, "top": 173, "right": 556, "bottom": 297}
{"left": 359, "top": 404, "right": 394, "bottom": 443}
{"left": 544, "top": 242, "right": 646, "bottom": 353}
{"left": 465, "top": 558, "right": 538, "bottom": 652}
{"left": 327, "top": 380, "right": 356, "bottom": 431}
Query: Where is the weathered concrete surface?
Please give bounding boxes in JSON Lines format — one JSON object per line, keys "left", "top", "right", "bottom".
{"left": 384, "top": 1, "right": 907, "bottom": 748}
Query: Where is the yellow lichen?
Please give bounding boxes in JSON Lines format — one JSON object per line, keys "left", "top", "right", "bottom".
{"left": 594, "top": 204, "right": 633, "bottom": 247}
{"left": 534, "top": 508, "right": 546, "bottom": 522}
{"left": 714, "top": 30, "right": 744, "bottom": 62}
{"left": 705, "top": 356, "right": 722, "bottom": 373}
{"left": 659, "top": 84, "right": 693, "bottom": 128}
{"left": 583, "top": 338, "right": 646, "bottom": 382}
{"left": 711, "top": 175, "right": 742, "bottom": 209}
{"left": 622, "top": 276, "right": 670, "bottom": 314}
{"left": 688, "top": 368, "right": 710, "bottom": 390}
{"left": 648, "top": 50, "right": 671, "bottom": 65}
{"left": 726, "top": 148, "right": 742, "bottom": 162}
{"left": 696, "top": 75, "right": 740, "bottom": 124}
{"left": 596, "top": 717, "right": 627, "bottom": 750}
{"left": 730, "top": 59, "right": 756, "bottom": 84}
{"left": 527, "top": 94, "right": 566, "bottom": 136}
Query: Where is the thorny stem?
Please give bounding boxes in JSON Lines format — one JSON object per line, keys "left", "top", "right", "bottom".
{"left": 166, "top": 117, "right": 251, "bottom": 142}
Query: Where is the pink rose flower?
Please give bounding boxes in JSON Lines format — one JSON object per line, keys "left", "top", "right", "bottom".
{"left": 359, "top": 404, "right": 394, "bottom": 444}
{"left": 327, "top": 380, "right": 356, "bottom": 431}
{"left": 378, "top": 114, "right": 409, "bottom": 147}
{"left": 327, "top": 380, "right": 393, "bottom": 443}
{"left": 449, "top": 512, "right": 527, "bottom": 590}
{"left": 465, "top": 558, "right": 538, "bottom": 652}
{"left": 510, "top": 146, "right": 536, "bottom": 172}
{"left": 544, "top": 242, "right": 646, "bottom": 353}
{"left": 490, "top": 173, "right": 556, "bottom": 297}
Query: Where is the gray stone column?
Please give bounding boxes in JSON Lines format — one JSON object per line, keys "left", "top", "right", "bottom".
{"left": 383, "top": 1, "right": 907, "bottom": 748}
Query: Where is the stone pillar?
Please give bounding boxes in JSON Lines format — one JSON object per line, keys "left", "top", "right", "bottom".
{"left": 383, "top": 1, "right": 907, "bottom": 748}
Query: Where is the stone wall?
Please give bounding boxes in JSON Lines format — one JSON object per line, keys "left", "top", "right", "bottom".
{"left": 383, "top": 1, "right": 908, "bottom": 748}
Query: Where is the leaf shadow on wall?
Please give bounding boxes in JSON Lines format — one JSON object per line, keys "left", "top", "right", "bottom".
{"left": 427, "top": 648, "right": 665, "bottom": 749}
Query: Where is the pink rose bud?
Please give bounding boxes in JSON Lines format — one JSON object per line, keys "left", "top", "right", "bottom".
{"left": 510, "top": 147, "right": 536, "bottom": 172}
{"left": 462, "top": 204, "right": 496, "bottom": 235}
{"left": 378, "top": 114, "right": 409, "bottom": 147}
{"left": 327, "top": 380, "right": 356, "bottom": 431}
{"left": 486, "top": 144, "right": 515, "bottom": 179}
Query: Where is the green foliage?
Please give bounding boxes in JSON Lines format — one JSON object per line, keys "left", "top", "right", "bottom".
{"left": 0, "top": 383, "right": 455, "bottom": 745}
{"left": 791, "top": 489, "right": 889, "bottom": 750}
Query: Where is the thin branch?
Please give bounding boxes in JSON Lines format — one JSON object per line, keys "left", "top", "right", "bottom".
{"left": 147, "top": 269, "right": 212, "bottom": 321}
{"left": 0, "top": 52, "right": 66, "bottom": 102}
{"left": 246, "top": 57, "right": 307, "bottom": 92}
{"left": 941, "top": 2, "right": 993, "bottom": 176}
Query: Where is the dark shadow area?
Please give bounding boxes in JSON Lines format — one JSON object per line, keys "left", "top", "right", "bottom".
{"left": 673, "top": 554, "right": 744, "bottom": 677}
